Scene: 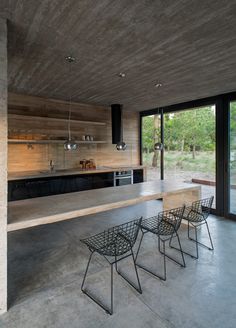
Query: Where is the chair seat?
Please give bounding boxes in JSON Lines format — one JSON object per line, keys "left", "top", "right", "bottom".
{"left": 81, "top": 218, "right": 142, "bottom": 257}
{"left": 183, "top": 207, "right": 204, "bottom": 223}
{"left": 82, "top": 231, "right": 131, "bottom": 257}
{"left": 139, "top": 215, "right": 176, "bottom": 236}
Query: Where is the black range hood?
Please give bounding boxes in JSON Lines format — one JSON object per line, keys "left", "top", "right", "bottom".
{"left": 111, "top": 104, "right": 127, "bottom": 150}
{"left": 111, "top": 104, "right": 123, "bottom": 144}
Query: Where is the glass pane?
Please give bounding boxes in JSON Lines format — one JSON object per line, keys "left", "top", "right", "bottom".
{"left": 229, "top": 102, "right": 236, "bottom": 215}
{"left": 142, "top": 114, "right": 161, "bottom": 181}
{"left": 164, "top": 106, "right": 216, "bottom": 208}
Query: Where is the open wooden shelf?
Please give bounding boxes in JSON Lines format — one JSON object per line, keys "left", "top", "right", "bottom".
{"left": 8, "top": 114, "right": 107, "bottom": 126}
{"left": 8, "top": 139, "right": 107, "bottom": 145}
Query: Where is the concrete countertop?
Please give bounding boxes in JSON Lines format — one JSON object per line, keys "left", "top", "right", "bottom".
{"left": 8, "top": 180, "right": 200, "bottom": 232}
{"left": 8, "top": 165, "right": 146, "bottom": 181}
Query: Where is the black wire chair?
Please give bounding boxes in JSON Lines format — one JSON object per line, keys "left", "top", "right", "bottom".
{"left": 80, "top": 218, "right": 142, "bottom": 315}
{"left": 170, "top": 196, "right": 214, "bottom": 259}
{"left": 135, "top": 206, "right": 186, "bottom": 281}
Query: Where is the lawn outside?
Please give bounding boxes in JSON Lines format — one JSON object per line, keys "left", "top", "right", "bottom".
{"left": 143, "top": 151, "right": 216, "bottom": 182}
{"left": 143, "top": 150, "right": 216, "bottom": 208}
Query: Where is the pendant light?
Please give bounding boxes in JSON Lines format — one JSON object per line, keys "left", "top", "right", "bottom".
{"left": 64, "top": 55, "right": 78, "bottom": 151}
{"left": 154, "top": 142, "right": 163, "bottom": 151}
{"left": 111, "top": 104, "right": 126, "bottom": 151}
{"left": 154, "top": 108, "right": 163, "bottom": 151}
{"left": 116, "top": 141, "right": 127, "bottom": 151}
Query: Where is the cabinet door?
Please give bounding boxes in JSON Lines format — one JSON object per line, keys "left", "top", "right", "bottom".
{"left": 26, "top": 180, "right": 51, "bottom": 197}
{"left": 92, "top": 173, "right": 114, "bottom": 189}
{"left": 8, "top": 181, "right": 29, "bottom": 201}
{"left": 133, "top": 170, "right": 144, "bottom": 184}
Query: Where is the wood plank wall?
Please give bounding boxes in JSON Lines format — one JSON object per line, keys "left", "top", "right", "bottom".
{"left": 8, "top": 93, "right": 140, "bottom": 172}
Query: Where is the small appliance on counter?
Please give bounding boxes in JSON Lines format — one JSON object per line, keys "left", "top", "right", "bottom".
{"left": 79, "top": 159, "right": 96, "bottom": 170}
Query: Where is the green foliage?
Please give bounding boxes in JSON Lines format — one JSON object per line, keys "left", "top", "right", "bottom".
{"left": 142, "top": 115, "right": 154, "bottom": 153}
{"left": 230, "top": 102, "right": 236, "bottom": 182}
{"left": 142, "top": 106, "right": 216, "bottom": 154}
{"left": 230, "top": 102, "right": 236, "bottom": 151}
{"left": 143, "top": 151, "right": 216, "bottom": 174}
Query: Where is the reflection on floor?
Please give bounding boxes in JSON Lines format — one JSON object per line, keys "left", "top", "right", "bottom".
{"left": 1, "top": 200, "right": 236, "bottom": 328}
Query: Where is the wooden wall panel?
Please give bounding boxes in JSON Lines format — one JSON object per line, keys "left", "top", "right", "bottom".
{"left": 8, "top": 93, "right": 140, "bottom": 172}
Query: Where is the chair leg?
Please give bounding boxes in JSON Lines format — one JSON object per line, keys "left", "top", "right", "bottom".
{"left": 81, "top": 251, "right": 114, "bottom": 315}
{"left": 186, "top": 223, "right": 199, "bottom": 259}
{"left": 188, "top": 221, "right": 214, "bottom": 251}
{"left": 170, "top": 225, "right": 198, "bottom": 260}
{"left": 115, "top": 249, "right": 142, "bottom": 294}
{"left": 135, "top": 230, "right": 144, "bottom": 262}
{"left": 206, "top": 221, "right": 214, "bottom": 250}
{"left": 176, "top": 232, "right": 186, "bottom": 267}
{"left": 160, "top": 233, "right": 186, "bottom": 268}
{"left": 158, "top": 239, "right": 167, "bottom": 281}
{"left": 81, "top": 251, "right": 94, "bottom": 291}
{"left": 162, "top": 240, "right": 166, "bottom": 281}
{"left": 136, "top": 236, "right": 166, "bottom": 281}
{"left": 110, "top": 264, "right": 114, "bottom": 315}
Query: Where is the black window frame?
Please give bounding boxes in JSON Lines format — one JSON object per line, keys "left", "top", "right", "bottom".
{"left": 140, "top": 91, "right": 236, "bottom": 219}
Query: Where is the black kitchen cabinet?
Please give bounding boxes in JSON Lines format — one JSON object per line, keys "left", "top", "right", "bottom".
{"left": 133, "top": 169, "right": 144, "bottom": 184}
{"left": 8, "top": 169, "right": 143, "bottom": 201}
{"left": 92, "top": 173, "right": 114, "bottom": 189}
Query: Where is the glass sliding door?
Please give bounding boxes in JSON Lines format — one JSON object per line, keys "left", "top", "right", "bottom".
{"left": 141, "top": 114, "right": 162, "bottom": 181}
{"left": 140, "top": 95, "right": 236, "bottom": 217}
{"left": 229, "top": 101, "right": 236, "bottom": 216}
{"left": 163, "top": 105, "right": 216, "bottom": 208}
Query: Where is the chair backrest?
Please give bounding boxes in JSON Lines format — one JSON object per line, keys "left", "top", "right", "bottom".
{"left": 191, "top": 196, "right": 214, "bottom": 220}
{"left": 109, "top": 217, "right": 142, "bottom": 255}
{"left": 81, "top": 217, "right": 142, "bottom": 257}
{"left": 157, "top": 205, "right": 185, "bottom": 235}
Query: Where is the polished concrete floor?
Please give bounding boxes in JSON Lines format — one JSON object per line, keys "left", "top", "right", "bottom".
{"left": 1, "top": 200, "right": 236, "bottom": 328}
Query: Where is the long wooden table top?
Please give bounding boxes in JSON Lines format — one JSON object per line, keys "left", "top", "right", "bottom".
{"left": 8, "top": 181, "right": 201, "bottom": 232}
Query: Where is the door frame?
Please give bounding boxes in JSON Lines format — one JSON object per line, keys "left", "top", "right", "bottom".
{"left": 224, "top": 96, "right": 236, "bottom": 219}
{"left": 140, "top": 91, "right": 236, "bottom": 218}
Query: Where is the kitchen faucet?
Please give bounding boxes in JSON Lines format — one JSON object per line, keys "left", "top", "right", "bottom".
{"left": 49, "top": 160, "right": 55, "bottom": 172}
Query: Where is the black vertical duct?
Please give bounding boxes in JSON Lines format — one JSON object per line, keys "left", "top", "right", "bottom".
{"left": 111, "top": 104, "right": 123, "bottom": 144}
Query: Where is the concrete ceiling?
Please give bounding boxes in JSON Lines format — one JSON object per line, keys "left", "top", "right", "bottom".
{"left": 1, "top": 0, "right": 236, "bottom": 111}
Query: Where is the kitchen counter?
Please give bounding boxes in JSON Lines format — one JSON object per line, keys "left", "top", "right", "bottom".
{"left": 8, "top": 180, "right": 201, "bottom": 232}
{"left": 8, "top": 165, "right": 146, "bottom": 181}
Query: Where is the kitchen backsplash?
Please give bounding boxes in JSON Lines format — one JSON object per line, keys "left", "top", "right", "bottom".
{"left": 8, "top": 93, "right": 140, "bottom": 172}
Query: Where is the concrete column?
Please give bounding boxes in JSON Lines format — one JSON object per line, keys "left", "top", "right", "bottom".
{"left": 0, "top": 18, "right": 8, "bottom": 314}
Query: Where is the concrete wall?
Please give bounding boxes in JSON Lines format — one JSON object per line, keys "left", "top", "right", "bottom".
{"left": 8, "top": 93, "right": 140, "bottom": 172}
{"left": 0, "top": 17, "right": 8, "bottom": 314}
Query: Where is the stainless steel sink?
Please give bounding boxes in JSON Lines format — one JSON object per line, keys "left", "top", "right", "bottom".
{"left": 39, "top": 169, "right": 74, "bottom": 174}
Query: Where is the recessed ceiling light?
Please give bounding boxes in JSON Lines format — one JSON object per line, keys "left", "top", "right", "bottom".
{"left": 155, "top": 83, "right": 162, "bottom": 88}
{"left": 118, "top": 72, "right": 126, "bottom": 78}
{"left": 65, "top": 55, "right": 75, "bottom": 63}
